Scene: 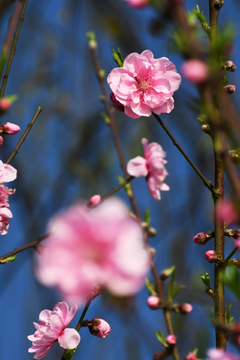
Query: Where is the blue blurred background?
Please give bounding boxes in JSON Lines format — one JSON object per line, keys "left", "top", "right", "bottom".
{"left": 0, "top": 0, "right": 240, "bottom": 359}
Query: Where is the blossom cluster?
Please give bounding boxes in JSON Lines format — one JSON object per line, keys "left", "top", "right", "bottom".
{"left": 28, "top": 301, "right": 80, "bottom": 359}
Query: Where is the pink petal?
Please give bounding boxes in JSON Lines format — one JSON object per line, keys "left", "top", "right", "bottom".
{"left": 58, "top": 328, "right": 81, "bottom": 349}
{"left": 127, "top": 156, "right": 148, "bottom": 177}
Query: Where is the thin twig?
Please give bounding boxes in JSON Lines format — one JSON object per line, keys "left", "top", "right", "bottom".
{"left": 6, "top": 105, "right": 42, "bottom": 164}
{"left": 0, "top": 0, "right": 28, "bottom": 98}
{"left": 153, "top": 113, "right": 216, "bottom": 195}
{"left": 0, "top": 233, "right": 51, "bottom": 263}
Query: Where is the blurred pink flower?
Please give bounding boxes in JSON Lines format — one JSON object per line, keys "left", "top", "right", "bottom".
{"left": 0, "top": 160, "right": 17, "bottom": 183}
{"left": 125, "top": 0, "right": 149, "bottom": 8}
{"left": 181, "top": 59, "right": 208, "bottom": 83}
{"left": 127, "top": 138, "right": 169, "bottom": 200}
{"left": 35, "top": 198, "right": 150, "bottom": 304}
{"left": 89, "top": 318, "right": 111, "bottom": 338}
{"left": 0, "top": 99, "right": 10, "bottom": 112}
{"left": 28, "top": 301, "right": 80, "bottom": 359}
{"left": 206, "top": 349, "right": 240, "bottom": 360}
{"left": 216, "top": 200, "right": 238, "bottom": 223}
{"left": 107, "top": 50, "right": 181, "bottom": 118}
{"left": 177, "top": 303, "right": 193, "bottom": 314}
{"left": 0, "top": 122, "right": 20, "bottom": 135}
{"left": 186, "top": 353, "right": 197, "bottom": 360}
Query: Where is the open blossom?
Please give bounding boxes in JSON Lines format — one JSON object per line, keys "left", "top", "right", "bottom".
{"left": 125, "top": 0, "right": 149, "bottom": 7}
{"left": 28, "top": 301, "right": 80, "bottom": 359}
{"left": 107, "top": 50, "right": 181, "bottom": 118}
{"left": 35, "top": 198, "right": 150, "bottom": 305}
{"left": 0, "top": 160, "right": 17, "bottom": 183}
{"left": 206, "top": 349, "right": 240, "bottom": 360}
{"left": 127, "top": 138, "right": 169, "bottom": 200}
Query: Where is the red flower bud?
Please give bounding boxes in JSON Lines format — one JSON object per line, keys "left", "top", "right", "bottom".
{"left": 166, "top": 335, "right": 176, "bottom": 345}
{"left": 89, "top": 318, "right": 111, "bottom": 338}
{"left": 0, "top": 99, "right": 10, "bottom": 113}
{"left": 193, "top": 232, "right": 210, "bottom": 245}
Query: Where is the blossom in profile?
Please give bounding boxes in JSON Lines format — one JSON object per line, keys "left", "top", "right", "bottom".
{"left": 181, "top": 59, "right": 208, "bottom": 83}
{"left": 125, "top": 0, "right": 149, "bottom": 7}
{"left": 35, "top": 198, "right": 150, "bottom": 305}
{"left": 127, "top": 138, "right": 169, "bottom": 200}
{"left": 28, "top": 301, "right": 80, "bottom": 359}
{"left": 206, "top": 349, "right": 240, "bottom": 360}
{"left": 88, "top": 318, "right": 111, "bottom": 338}
{"left": 107, "top": 50, "right": 181, "bottom": 118}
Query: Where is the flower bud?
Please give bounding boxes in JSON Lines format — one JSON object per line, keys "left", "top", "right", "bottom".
{"left": 0, "top": 99, "right": 10, "bottom": 114}
{"left": 181, "top": 60, "right": 208, "bottom": 83}
{"left": 205, "top": 250, "right": 221, "bottom": 263}
{"left": 147, "top": 295, "right": 160, "bottom": 310}
{"left": 148, "top": 227, "right": 157, "bottom": 237}
{"left": 224, "top": 61, "right": 237, "bottom": 72}
{"left": 110, "top": 92, "right": 124, "bottom": 112}
{"left": 223, "top": 85, "right": 236, "bottom": 95}
{"left": 232, "top": 229, "right": 240, "bottom": 239}
{"left": 126, "top": 0, "right": 149, "bottom": 8}
{"left": 166, "top": 334, "right": 176, "bottom": 345}
{"left": 89, "top": 194, "right": 101, "bottom": 206}
{"left": 177, "top": 303, "right": 193, "bottom": 314}
{"left": 0, "top": 136, "right": 3, "bottom": 148}
{"left": 186, "top": 353, "right": 197, "bottom": 360}
{"left": 193, "top": 232, "right": 211, "bottom": 245}
{"left": 88, "top": 318, "right": 111, "bottom": 338}
{"left": 201, "top": 124, "right": 211, "bottom": 135}
{"left": 0, "top": 122, "right": 20, "bottom": 135}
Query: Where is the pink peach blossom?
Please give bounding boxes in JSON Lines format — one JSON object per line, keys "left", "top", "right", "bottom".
{"left": 206, "top": 349, "right": 240, "bottom": 360}
{"left": 35, "top": 198, "right": 150, "bottom": 305}
{"left": 0, "top": 160, "right": 17, "bottom": 183}
{"left": 107, "top": 50, "right": 181, "bottom": 118}
{"left": 181, "top": 59, "right": 208, "bottom": 83}
{"left": 89, "top": 318, "right": 111, "bottom": 338}
{"left": 125, "top": 0, "right": 149, "bottom": 8}
{"left": 127, "top": 138, "right": 169, "bottom": 200}
{"left": 28, "top": 301, "right": 80, "bottom": 359}
{"left": 0, "top": 122, "right": 20, "bottom": 135}
{"left": 0, "top": 207, "right": 12, "bottom": 235}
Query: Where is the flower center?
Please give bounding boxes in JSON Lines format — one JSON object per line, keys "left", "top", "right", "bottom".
{"left": 135, "top": 70, "right": 155, "bottom": 93}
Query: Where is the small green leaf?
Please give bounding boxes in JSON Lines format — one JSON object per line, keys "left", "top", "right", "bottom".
{"left": 192, "top": 5, "right": 211, "bottom": 35}
{"left": 145, "top": 278, "right": 157, "bottom": 296}
{"left": 3, "top": 94, "right": 18, "bottom": 105}
{"left": 63, "top": 347, "right": 77, "bottom": 360}
{"left": 201, "top": 273, "right": 210, "bottom": 288}
{"left": 225, "top": 304, "right": 234, "bottom": 325}
{"left": 144, "top": 207, "right": 150, "bottom": 226}
{"left": 154, "top": 331, "right": 168, "bottom": 347}
{"left": 112, "top": 47, "right": 123, "bottom": 67}
{"left": 100, "top": 112, "right": 111, "bottom": 125}
{"left": 117, "top": 176, "right": 132, "bottom": 197}
{"left": 0, "top": 255, "right": 17, "bottom": 264}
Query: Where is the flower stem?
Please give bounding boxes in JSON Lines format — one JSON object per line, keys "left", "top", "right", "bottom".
{"left": 153, "top": 113, "right": 215, "bottom": 195}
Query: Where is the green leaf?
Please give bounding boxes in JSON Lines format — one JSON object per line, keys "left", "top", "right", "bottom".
{"left": 201, "top": 273, "right": 210, "bottom": 288}
{"left": 112, "top": 47, "right": 123, "bottom": 67}
{"left": 225, "top": 304, "right": 234, "bottom": 325}
{"left": 145, "top": 278, "right": 157, "bottom": 296}
{"left": 117, "top": 176, "right": 132, "bottom": 197}
{"left": 171, "top": 285, "right": 185, "bottom": 299}
{"left": 144, "top": 207, "right": 150, "bottom": 226}
{"left": 86, "top": 31, "right": 96, "bottom": 42}
{"left": 0, "top": 255, "right": 17, "bottom": 264}
{"left": 3, "top": 94, "right": 18, "bottom": 105}
{"left": 154, "top": 331, "right": 168, "bottom": 347}
{"left": 168, "top": 268, "right": 183, "bottom": 301}
{"left": 100, "top": 112, "right": 111, "bottom": 125}
{"left": 192, "top": 5, "right": 211, "bottom": 35}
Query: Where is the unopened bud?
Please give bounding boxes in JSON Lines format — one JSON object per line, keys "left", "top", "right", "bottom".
{"left": 147, "top": 295, "right": 160, "bottom": 310}
{"left": 166, "top": 334, "right": 176, "bottom": 345}
{"left": 205, "top": 250, "right": 221, "bottom": 263}
{"left": 88, "top": 318, "right": 111, "bottom": 338}
{"left": 201, "top": 124, "right": 211, "bottom": 135}
{"left": 186, "top": 353, "right": 197, "bottom": 360}
{"left": 177, "top": 303, "right": 193, "bottom": 314}
{"left": 232, "top": 229, "right": 240, "bottom": 239}
{"left": 0, "top": 99, "right": 10, "bottom": 114}
{"left": 223, "top": 85, "right": 236, "bottom": 95}
{"left": 224, "top": 61, "right": 237, "bottom": 72}
{"left": 193, "top": 232, "right": 211, "bottom": 245}
{"left": 148, "top": 227, "right": 157, "bottom": 237}
{"left": 89, "top": 194, "right": 101, "bottom": 206}
{"left": 0, "top": 122, "right": 20, "bottom": 135}
{"left": 160, "top": 266, "right": 175, "bottom": 281}
{"left": 0, "top": 136, "right": 3, "bottom": 148}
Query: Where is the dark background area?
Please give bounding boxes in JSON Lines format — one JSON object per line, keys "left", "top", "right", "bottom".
{"left": 0, "top": 0, "right": 240, "bottom": 359}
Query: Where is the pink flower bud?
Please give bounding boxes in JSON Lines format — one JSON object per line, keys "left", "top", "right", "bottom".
{"left": 0, "top": 122, "right": 20, "bottom": 135}
{"left": 181, "top": 60, "right": 209, "bottom": 83}
{"left": 193, "top": 232, "right": 210, "bottom": 245}
{"left": 0, "top": 136, "right": 3, "bottom": 148}
{"left": 147, "top": 295, "right": 160, "bottom": 310}
{"left": 186, "top": 353, "right": 197, "bottom": 360}
{"left": 166, "top": 334, "right": 176, "bottom": 345}
{"left": 0, "top": 99, "right": 10, "bottom": 112}
{"left": 225, "top": 61, "right": 237, "bottom": 72}
{"left": 125, "top": 0, "right": 149, "bottom": 8}
{"left": 89, "top": 194, "right": 101, "bottom": 206}
{"left": 89, "top": 318, "right": 111, "bottom": 338}
{"left": 223, "top": 85, "right": 236, "bottom": 95}
{"left": 110, "top": 92, "right": 124, "bottom": 112}
{"left": 177, "top": 303, "right": 193, "bottom": 314}
{"left": 205, "top": 250, "right": 220, "bottom": 263}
